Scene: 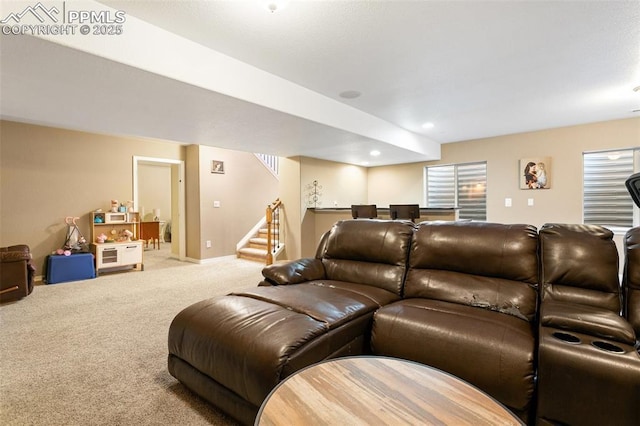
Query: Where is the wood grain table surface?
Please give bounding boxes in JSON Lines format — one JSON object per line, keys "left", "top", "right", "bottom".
{"left": 256, "top": 356, "right": 523, "bottom": 426}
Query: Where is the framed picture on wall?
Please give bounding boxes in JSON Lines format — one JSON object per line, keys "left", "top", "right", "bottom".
{"left": 211, "top": 160, "right": 225, "bottom": 174}
{"left": 520, "top": 157, "right": 550, "bottom": 189}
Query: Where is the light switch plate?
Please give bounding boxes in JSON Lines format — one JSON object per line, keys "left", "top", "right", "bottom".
{"left": 528, "top": 198, "right": 534, "bottom": 206}
{"left": 505, "top": 198, "right": 512, "bottom": 207}
{"left": 213, "top": 201, "right": 221, "bottom": 208}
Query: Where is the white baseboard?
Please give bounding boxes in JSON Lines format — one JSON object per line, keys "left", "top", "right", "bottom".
{"left": 184, "top": 254, "right": 238, "bottom": 264}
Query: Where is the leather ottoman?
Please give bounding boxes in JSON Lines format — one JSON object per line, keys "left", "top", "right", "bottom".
{"left": 168, "top": 282, "right": 399, "bottom": 424}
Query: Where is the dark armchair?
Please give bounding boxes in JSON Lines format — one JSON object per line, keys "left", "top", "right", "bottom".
{"left": 351, "top": 204, "right": 377, "bottom": 219}
{"left": 0, "top": 245, "right": 35, "bottom": 302}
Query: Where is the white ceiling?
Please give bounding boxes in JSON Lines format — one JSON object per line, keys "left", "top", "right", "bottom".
{"left": 1, "top": 0, "right": 639, "bottom": 167}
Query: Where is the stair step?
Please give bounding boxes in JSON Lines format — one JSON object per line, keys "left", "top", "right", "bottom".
{"left": 259, "top": 228, "right": 280, "bottom": 235}
{"left": 238, "top": 247, "right": 267, "bottom": 260}
{"left": 250, "top": 237, "right": 279, "bottom": 246}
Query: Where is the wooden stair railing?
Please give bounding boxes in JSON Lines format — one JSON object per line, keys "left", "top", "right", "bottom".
{"left": 266, "top": 198, "right": 282, "bottom": 265}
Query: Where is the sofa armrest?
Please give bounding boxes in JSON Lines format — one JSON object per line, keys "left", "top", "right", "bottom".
{"left": 261, "top": 258, "right": 325, "bottom": 286}
{"left": 541, "top": 301, "right": 636, "bottom": 345}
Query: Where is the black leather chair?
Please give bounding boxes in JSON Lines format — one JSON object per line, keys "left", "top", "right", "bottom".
{"left": 625, "top": 171, "right": 640, "bottom": 208}
{"left": 350, "top": 204, "right": 377, "bottom": 219}
{"left": 388, "top": 204, "right": 420, "bottom": 222}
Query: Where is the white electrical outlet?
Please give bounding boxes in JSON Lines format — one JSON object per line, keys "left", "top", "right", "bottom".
{"left": 206, "top": 240, "right": 212, "bottom": 248}
{"left": 528, "top": 198, "right": 534, "bottom": 206}
{"left": 505, "top": 198, "right": 512, "bottom": 207}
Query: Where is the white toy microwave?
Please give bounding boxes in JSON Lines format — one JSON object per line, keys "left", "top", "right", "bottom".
{"left": 105, "top": 212, "right": 128, "bottom": 223}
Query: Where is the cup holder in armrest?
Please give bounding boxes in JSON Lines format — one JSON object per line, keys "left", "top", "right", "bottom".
{"left": 591, "top": 341, "right": 625, "bottom": 354}
{"left": 552, "top": 332, "right": 581, "bottom": 344}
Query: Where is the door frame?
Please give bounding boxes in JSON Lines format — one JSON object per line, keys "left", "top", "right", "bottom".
{"left": 132, "top": 156, "right": 186, "bottom": 260}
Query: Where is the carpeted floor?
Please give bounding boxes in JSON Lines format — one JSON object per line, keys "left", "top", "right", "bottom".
{"left": 0, "top": 248, "right": 264, "bottom": 425}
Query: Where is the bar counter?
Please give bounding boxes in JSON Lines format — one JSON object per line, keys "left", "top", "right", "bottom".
{"left": 300, "top": 207, "right": 459, "bottom": 257}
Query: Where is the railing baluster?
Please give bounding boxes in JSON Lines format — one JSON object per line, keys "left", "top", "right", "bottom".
{"left": 265, "top": 198, "right": 282, "bottom": 265}
{"left": 256, "top": 153, "right": 279, "bottom": 177}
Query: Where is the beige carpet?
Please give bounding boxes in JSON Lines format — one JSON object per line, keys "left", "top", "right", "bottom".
{"left": 0, "top": 248, "right": 265, "bottom": 425}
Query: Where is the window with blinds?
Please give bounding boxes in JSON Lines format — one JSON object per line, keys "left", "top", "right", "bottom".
{"left": 583, "top": 149, "right": 638, "bottom": 229}
{"left": 426, "top": 162, "right": 487, "bottom": 221}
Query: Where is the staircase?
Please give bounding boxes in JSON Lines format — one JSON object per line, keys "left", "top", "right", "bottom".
{"left": 237, "top": 225, "right": 280, "bottom": 262}
{"left": 237, "top": 199, "right": 283, "bottom": 264}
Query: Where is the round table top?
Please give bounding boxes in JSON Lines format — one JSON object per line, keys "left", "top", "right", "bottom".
{"left": 256, "top": 356, "right": 523, "bottom": 426}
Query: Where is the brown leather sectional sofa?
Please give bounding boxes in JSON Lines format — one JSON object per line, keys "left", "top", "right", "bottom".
{"left": 168, "top": 220, "right": 640, "bottom": 425}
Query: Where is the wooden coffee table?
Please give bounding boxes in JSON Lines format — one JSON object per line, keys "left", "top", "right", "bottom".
{"left": 256, "top": 356, "right": 523, "bottom": 425}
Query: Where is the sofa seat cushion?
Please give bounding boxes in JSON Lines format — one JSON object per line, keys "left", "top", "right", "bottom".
{"left": 169, "top": 282, "right": 399, "bottom": 408}
{"left": 371, "top": 298, "right": 536, "bottom": 412}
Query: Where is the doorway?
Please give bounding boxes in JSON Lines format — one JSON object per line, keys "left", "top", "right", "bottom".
{"left": 132, "top": 156, "right": 186, "bottom": 261}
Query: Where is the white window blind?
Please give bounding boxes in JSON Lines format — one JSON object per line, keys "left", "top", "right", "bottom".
{"left": 583, "top": 149, "right": 637, "bottom": 229}
{"left": 426, "top": 162, "right": 487, "bottom": 221}
{"left": 426, "top": 165, "right": 455, "bottom": 207}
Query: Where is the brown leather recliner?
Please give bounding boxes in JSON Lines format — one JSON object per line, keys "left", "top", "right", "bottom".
{"left": 536, "top": 224, "right": 640, "bottom": 426}
{"left": 0, "top": 244, "right": 35, "bottom": 303}
{"left": 371, "top": 221, "right": 540, "bottom": 423}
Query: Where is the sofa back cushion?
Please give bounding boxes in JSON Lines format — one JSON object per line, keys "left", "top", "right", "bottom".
{"left": 540, "top": 223, "right": 621, "bottom": 313}
{"left": 405, "top": 222, "right": 539, "bottom": 322}
{"left": 322, "top": 219, "right": 414, "bottom": 296}
{"left": 624, "top": 227, "right": 640, "bottom": 336}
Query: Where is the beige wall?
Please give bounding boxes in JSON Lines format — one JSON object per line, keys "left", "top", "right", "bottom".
{"left": 194, "top": 145, "right": 279, "bottom": 260}
{"left": 138, "top": 164, "right": 172, "bottom": 222}
{"left": 369, "top": 117, "right": 640, "bottom": 229}
{"left": 277, "top": 156, "right": 302, "bottom": 260}
{"left": 0, "top": 120, "right": 184, "bottom": 274}
{"left": 368, "top": 162, "right": 425, "bottom": 207}
{"left": 0, "top": 120, "right": 280, "bottom": 275}
{"left": 185, "top": 145, "right": 201, "bottom": 260}
{"left": 300, "top": 157, "right": 368, "bottom": 209}
{"left": 2, "top": 118, "right": 637, "bottom": 273}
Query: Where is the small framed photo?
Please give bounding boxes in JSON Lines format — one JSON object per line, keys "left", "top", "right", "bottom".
{"left": 520, "top": 157, "right": 550, "bottom": 189}
{"left": 211, "top": 160, "right": 225, "bottom": 174}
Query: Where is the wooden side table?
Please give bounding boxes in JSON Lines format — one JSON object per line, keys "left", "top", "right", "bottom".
{"left": 139, "top": 221, "right": 160, "bottom": 250}
{"left": 256, "top": 356, "right": 523, "bottom": 425}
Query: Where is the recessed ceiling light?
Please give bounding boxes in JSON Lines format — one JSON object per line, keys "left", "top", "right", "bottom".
{"left": 339, "top": 90, "right": 361, "bottom": 99}
{"left": 421, "top": 122, "right": 435, "bottom": 129}
{"left": 263, "top": 0, "right": 289, "bottom": 13}
{"left": 370, "top": 150, "right": 381, "bottom": 157}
